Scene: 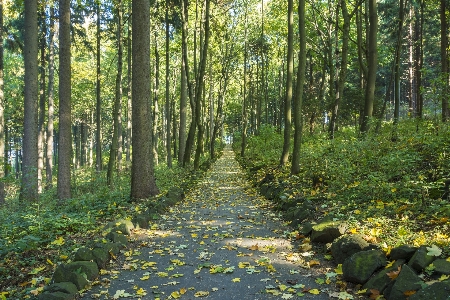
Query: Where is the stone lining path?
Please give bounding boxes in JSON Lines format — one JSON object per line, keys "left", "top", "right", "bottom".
{"left": 81, "top": 146, "right": 337, "bottom": 299}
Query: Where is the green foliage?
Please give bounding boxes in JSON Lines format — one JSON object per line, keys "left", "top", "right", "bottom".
{"left": 235, "top": 120, "right": 450, "bottom": 253}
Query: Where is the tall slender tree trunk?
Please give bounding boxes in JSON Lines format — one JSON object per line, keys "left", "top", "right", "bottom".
{"left": 441, "top": 0, "right": 449, "bottom": 122}
{"left": 241, "top": 4, "right": 248, "bottom": 157}
{"left": 21, "top": 0, "right": 39, "bottom": 202}
{"left": 178, "top": 54, "right": 187, "bottom": 163}
{"left": 416, "top": 0, "right": 424, "bottom": 119}
{"left": 126, "top": 12, "right": 132, "bottom": 163}
{"left": 38, "top": 19, "right": 46, "bottom": 193}
{"left": 46, "top": 5, "right": 55, "bottom": 188}
{"left": 194, "top": 0, "right": 210, "bottom": 170}
{"left": 280, "top": 0, "right": 293, "bottom": 166}
{"left": 96, "top": 2, "right": 102, "bottom": 172}
{"left": 0, "top": 0, "right": 5, "bottom": 204}
{"left": 360, "top": 0, "right": 378, "bottom": 134}
{"left": 291, "top": 0, "right": 306, "bottom": 175}
{"left": 153, "top": 35, "right": 160, "bottom": 166}
{"left": 57, "top": 0, "right": 72, "bottom": 200}
{"left": 393, "top": 0, "right": 406, "bottom": 126}
{"left": 131, "top": 0, "right": 159, "bottom": 199}
{"left": 165, "top": 5, "right": 172, "bottom": 168}
{"left": 107, "top": 0, "right": 123, "bottom": 186}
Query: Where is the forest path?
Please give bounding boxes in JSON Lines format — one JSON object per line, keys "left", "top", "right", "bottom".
{"left": 82, "top": 146, "right": 336, "bottom": 299}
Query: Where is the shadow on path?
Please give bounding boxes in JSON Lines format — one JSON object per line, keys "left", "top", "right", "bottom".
{"left": 81, "top": 146, "right": 336, "bottom": 299}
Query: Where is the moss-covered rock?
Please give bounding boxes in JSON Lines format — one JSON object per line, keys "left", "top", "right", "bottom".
{"left": 310, "top": 220, "right": 347, "bottom": 243}
{"left": 409, "top": 280, "right": 450, "bottom": 300}
{"left": 342, "top": 249, "right": 387, "bottom": 284}
{"left": 331, "top": 234, "right": 370, "bottom": 264}
{"left": 73, "top": 247, "right": 94, "bottom": 262}
{"left": 106, "top": 232, "right": 128, "bottom": 246}
{"left": 384, "top": 264, "right": 423, "bottom": 300}
{"left": 408, "top": 246, "right": 437, "bottom": 272}
{"left": 362, "top": 259, "right": 405, "bottom": 295}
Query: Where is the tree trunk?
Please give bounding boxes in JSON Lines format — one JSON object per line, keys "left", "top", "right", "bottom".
{"left": 153, "top": 35, "right": 160, "bottom": 166}
{"left": 241, "top": 4, "right": 248, "bottom": 157}
{"left": 57, "top": 0, "right": 72, "bottom": 200}
{"left": 46, "top": 4, "right": 55, "bottom": 188}
{"left": 280, "top": 0, "right": 293, "bottom": 166}
{"left": 416, "top": 0, "right": 424, "bottom": 118}
{"left": 131, "top": 0, "right": 159, "bottom": 199}
{"left": 393, "top": 0, "right": 406, "bottom": 126}
{"left": 107, "top": 0, "right": 123, "bottom": 186}
{"left": 96, "top": 2, "right": 102, "bottom": 171}
{"left": 126, "top": 12, "right": 132, "bottom": 163}
{"left": 291, "top": 0, "right": 306, "bottom": 175}
{"left": 441, "top": 0, "right": 449, "bottom": 122}
{"left": 360, "top": 0, "right": 378, "bottom": 134}
{"left": 165, "top": 5, "right": 172, "bottom": 168}
{"left": 0, "top": 0, "right": 5, "bottom": 204}
{"left": 38, "top": 25, "right": 45, "bottom": 193}
{"left": 21, "top": 0, "right": 39, "bottom": 202}
{"left": 178, "top": 51, "right": 187, "bottom": 163}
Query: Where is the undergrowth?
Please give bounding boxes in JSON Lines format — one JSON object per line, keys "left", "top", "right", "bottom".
{"left": 0, "top": 143, "right": 224, "bottom": 299}
{"left": 234, "top": 120, "right": 450, "bottom": 254}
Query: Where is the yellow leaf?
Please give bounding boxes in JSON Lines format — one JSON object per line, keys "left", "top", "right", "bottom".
{"left": 391, "top": 188, "right": 397, "bottom": 193}
{"left": 171, "top": 291, "right": 181, "bottom": 298}
{"left": 439, "top": 274, "right": 450, "bottom": 281}
{"left": 140, "top": 275, "right": 150, "bottom": 281}
{"left": 334, "top": 264, "right": 343, "bottom": 275}
{"left": 278, "top": 284, "right": 287, "bottom": 291}
{"left": 46, "top": 258, "right": 54, "bottom": 265}
{"left": 232, "top": 278, "right": 241, "bottom": 282}
{"left": 385, "top": 260, "right": 395, "bottom": 268}
{"left": 180, "top": 288, "right": 187, "bottom": 295}
{"left": 136, "top": 288, "right": 147, "bottom": 296}
{"left": 308, "top": 260, "right": 320, "bottom": 267}
{"left": 51, "top": 236, "right": 65, "bottom": 246}
{"left": 309, "top": 289, "right": 320, "bottom": 295}
{"left": 59, "top": 255, "right": 68, "bottom": 260}
{"left": 29, "top": 266, "right": 45, "bottom": 275}
{"left": 354, "top": 210, "right": 361, "bottom": 215}
{"left": 446, "top": 257, "right": 450, "bottom": 262}
{"left": 194, "top": 291, "right": 209, "bottom": 297}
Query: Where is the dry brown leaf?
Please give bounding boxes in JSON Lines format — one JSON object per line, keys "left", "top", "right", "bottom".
{"left": 404, "top": 290, "right": 417, "bottom": 296}
{"left": 386, "top": 266, "right": 401, "bottom": 280}
{"left": 369, "top": 289, "right": 380, "bottom": 299}
{"left": 249, "top": 244, "right": 259, "bottom": 251}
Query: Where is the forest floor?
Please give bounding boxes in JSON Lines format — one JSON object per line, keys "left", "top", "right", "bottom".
{"left": 80, "top": 146, "right": 343, "bottom": 299}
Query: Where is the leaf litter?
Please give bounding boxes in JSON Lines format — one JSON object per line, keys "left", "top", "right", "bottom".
{"left": 81, "top": 147, "right": 342, "bottom": 299}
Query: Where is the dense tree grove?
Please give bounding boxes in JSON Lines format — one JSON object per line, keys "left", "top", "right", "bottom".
{"left": 0, "top": 0, "right": 447, "bottom": 201}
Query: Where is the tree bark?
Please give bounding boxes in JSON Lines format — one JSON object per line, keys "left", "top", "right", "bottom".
{"left": 21, "top": 0, "right": 39, "bottom": 202}
{"left": 38, "top": 19, "right": 46, "bottom": 193}
{"left": 46, "top": 5, "right": 55, "bottom": 188}
{"left": 126, "top": 11, "right": 132, "bottom": 163}
{"left": 107, "top": 0, "right": 123, "bottom": 186}
{"left": 441, "top": 0, "right": 449, "bottom": 122}
{"left": 360, "top": 0, "right": 378, "bottom": 134}
{"left": 131, "top": 0, "right": 159, "bottom": 199}
{"left": 291, "top": 0, "right": 306, "bottom": 175}
{"left": 280, "top": 0, "right": 293, "bottom": 166}
{"left": 57, "top": 0, "right": 72, "bottom": 200}
{"left": 96, "top": 2, "right": 102, "bottom": 172}
{"left": 165, "top": 5, "right": 172, "bottom": 168}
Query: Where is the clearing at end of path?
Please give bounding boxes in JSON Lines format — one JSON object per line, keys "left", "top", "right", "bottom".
{"left": 81, "top": 146, "right": 343, "bottom": 299}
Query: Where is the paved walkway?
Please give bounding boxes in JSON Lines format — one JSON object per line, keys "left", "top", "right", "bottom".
{"left": 82, "top": 146, "right": 335, "bottom": 299}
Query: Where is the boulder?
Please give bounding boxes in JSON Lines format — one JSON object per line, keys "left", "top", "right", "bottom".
{"left": 389, "top": 245, "right": 418, "bottom": 260}
{"left": 299, "top": 222, "right": 314, "bottom": 236}
{"left": 331, "top": 234, "right": 370, "bottom": 264}
{"left": 342, "top": 249, "right": 387, "bottom": 284}
{"left": 44, "top": 282, "right": 78, "bottom": 295}
{"left": 104, "top": 219, "right": 134, "bottom": 235}
{"left": 36, "top": 291, "right": 75, "bottom": 300}
{"left": 430, "top": 258, "right": 450, "bottom": 279}
{"left": 166, "top": 187, "right": 185, "bottom": 203}
{"left": 92, "top": 247, "right": 110, "bottom": 269}
{"left": 384, "top": 264, "right": 423, "bottom": 300}
{"left": 106, "top": 232, "right": 128, "bottom": 246}
{"left": 408, "top": 246, "right": 437, "bottom": 272}
{"left": 310, "top": 220, "right": 347, "bottom": 243}
{"left": 52, "top": 265, "right": 89, "bottom": 290}
{"left": 94, "top": 241, "right": 123, "bottom": 255}
{"left": 73, "top": 247, "right": 94, "bottom": 262}
{"left": 133, "top": 213, "right": 152, "bottom": 229}
{"left": 362, "top": 259, "right": 405, "bottom": 295}
{"left": 409, "top": 280, "right": 450, "bottom": 300}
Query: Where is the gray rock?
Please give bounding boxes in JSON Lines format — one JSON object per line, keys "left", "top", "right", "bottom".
{"left": 73, "top": 247, "right": 94, "bottom": 262}
{"left": 104, "top": 219, "right": 135, "bottom": 235}
{"left": 36, "top": 291, "right": 75, "bottom": 300}
{"left": 385, "top": 264, "right": 423, "bottom": 300}
{"left": 409, "top": 280, "right": 450, "bottom": 300}
{"left": 92, "top": 247, "right": 110, "bottom": 269}
{"left": 342, "top": 249, "right": 387, "bottom": 284}
{"left": 430, "top": 258, "right": 450, "bottom": 279}
{"left": 106, "top": 231, "right": 129, "bottom": 246}
{"left": 331, "top": 234, "right": 370, "bottom": 264}
{"left": 64, "top": 261, "right": 99, "bottom": 281}
{"left": 94, "top": 241, "right": 123, "bottom": 255}
{"left": 52, "top": 265, "right": 89, "bottom": 290}
{"left": 362, "top": 259, "right": 405, "bottom": 295}
{"left": 389, "top": 245, "right": 418, "bottom": 260}
{"left": 299, "top": 222, "right": 313, "bottom": 236}
{"left": 408, "top": 246, "right": 437, "bottom": 272}
{"left": 310, "top": 220, "right": 347, "bottom": 243}
{"left": 44, "top": 282, "right": 78, "bottom": 295}
{"left": 133, "top": 213, "right": 152, "bottom": 229}
{"left": 166, "top": 186, "right": 184, "bottom": 203}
